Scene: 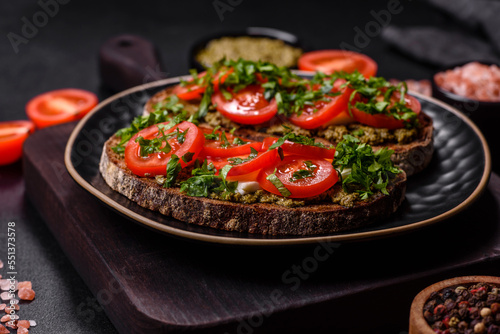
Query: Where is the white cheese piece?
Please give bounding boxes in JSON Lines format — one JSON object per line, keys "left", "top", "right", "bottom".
{"left": 236, "top": 181, "right": 261, "bottom": 195}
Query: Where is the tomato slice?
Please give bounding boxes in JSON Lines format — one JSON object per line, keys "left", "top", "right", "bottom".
{"left": 298, "top": 50, "right": 378, "bottom": 78}
{"left": 173, "top": 68, "right": 233, "bottom": 100}
{"left": 288, "top": 79, "right": 352, "bottom": 129}
{"left": 261, "top": 137, "right": 335, "bottom": 159}
{"left": 202, "top": 149, "right": 279, "bottom": 177}
{"left": 257, "top": 155, "right": 338, "bottom": 198}
{"left": 124, "top": 121, "right": 205, "bottom": 177}
{"left": 199, "top": 127, "right": 262, "bottom": 158}
{"left": 0, "top": 120, "right": 35, "bottom": 165}
{"left": 211, "top": 84, "right": 278, "bottom": 125}
{"left": 26, "top": 89, "right": 98, "bottom": 129}
{"left": 350, "top": 91, "right": 421, "bottom": 130}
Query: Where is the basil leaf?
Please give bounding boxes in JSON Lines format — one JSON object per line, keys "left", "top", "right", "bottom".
{"left": 266, "top": 168, "right": 291, "bottom": 197}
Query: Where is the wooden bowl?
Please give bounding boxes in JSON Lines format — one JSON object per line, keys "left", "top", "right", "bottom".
{"left": 409, "top": 276, "right": 500, "bottom": 334}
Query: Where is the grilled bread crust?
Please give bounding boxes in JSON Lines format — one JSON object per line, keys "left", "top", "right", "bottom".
{"left": 99, "top": 136, "right": 407, "bottom": 236}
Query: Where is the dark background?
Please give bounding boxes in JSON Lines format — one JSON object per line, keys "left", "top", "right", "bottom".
{"left": 0, "top": 0, "right": 492, "bottom": 333}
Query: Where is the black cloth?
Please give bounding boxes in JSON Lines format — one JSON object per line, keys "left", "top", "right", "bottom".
{"left": 382, "top": 0, "right": 500, "bottom": 67}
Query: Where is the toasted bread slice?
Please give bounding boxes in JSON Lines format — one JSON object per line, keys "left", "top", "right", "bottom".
{"left": 99, "top": 135, "right": 407, "bottom": 236}
{"left": 145, "top": 87, "right": 434, "bottom": 176}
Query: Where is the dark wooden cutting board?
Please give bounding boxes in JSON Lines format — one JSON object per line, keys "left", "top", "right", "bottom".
{"left": 23, "top": 123, "right": 500, "bottom": 334}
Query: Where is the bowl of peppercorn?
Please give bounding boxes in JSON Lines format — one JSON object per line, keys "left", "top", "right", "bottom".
{"left": 410, "top": 276, "right": 500, "bottom": 334}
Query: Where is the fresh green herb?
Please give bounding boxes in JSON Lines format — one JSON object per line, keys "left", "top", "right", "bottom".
{"left": 164, "top": 154, "right": 181, "bottom": 187}
{"left": 334, "top": 71, "right": 419, "bottom": 128}
{"left": 333, "top": 134, "right": 401, "bottom": 199}
{"left": 204, "top": 126, "right": 222, "bottom": 140}
{"left": 289, "top": 161, "right": 317, "bottom": 182}
{"left": 182, "top": 152, "right": 195, "bottom": 163}
{"left": 268, "top": 126, "right": 331, "bottom": 150}
{"left": 195, "top": 82, "right": 214, "bottom": 120}
{"left": 227, "top": 147, "right": 258, "bottom": 165}
{"left": 219, "top": 130, "right": 230, "bottom": 148}
{"left": 266, "top": 168, "right": 291, "bottom": 197}
{"left": 135, "top": 127, "right": 172, "bottom": 157}
{"left": 112, "top": 96, "right": 187, "bottom": 153}
{"left": 232, "top": 137, "right": 248, "bottom": 145}
{"left": 180, "top": 160, "right": 237, "bottom": 198}
{"left": 175, "top": 127, "right": 188, "bottom": 144}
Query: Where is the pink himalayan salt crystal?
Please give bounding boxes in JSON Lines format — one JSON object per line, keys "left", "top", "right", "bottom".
{"left": 17, "top": 288, "right": 35, "bottom": 301}
{"left": 17, "top": 320, "right": 30, "bottom": 329}
{"left": 434, "top": 62, "right": 500, "bottom": 102}
{"left": 17, "top": 326, "right": 29, "bottom": 334}
{"left": 16, "top": 282, "right": 31, "bottom": 290}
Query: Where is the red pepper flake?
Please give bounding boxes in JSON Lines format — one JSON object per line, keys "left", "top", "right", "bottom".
{"left": 458, "top": 301, "right": 469, "bottom": 307}
{"left": 0, "top": 305, "right": 4, "bottom": 311}
{"left": 0, "top": 324, "right": 8, "bottom": 334}
{"left": 0, "top": 315, "right": 8, "bottom": 323}
{"left": 443, "top": 317, "right": 450, "bottom": 328}
{"left": 17, "top": 288, "right": 35, "bottom": 301}
{"left": 471, "top": 287, "right": 487, "bottom": 295}
{"left": 434, "top": 304, "right": 446, "bottom": 316}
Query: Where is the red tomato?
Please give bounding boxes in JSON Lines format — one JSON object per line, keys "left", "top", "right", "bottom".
{"left": 288, "top": 79, "right": 352, "bottom": 129}
{"left": 26, "top": 88, "right": 98, "bottom": 129}
{"left": 202, "top": 149, "right": 279, "bottom": 177}
{"left": 211, "top": 85, "right": 278, "bottom": 125}
{"left": 350, "top": 91, "right": 421, "bottom": 130}
{"left": 199, "top": 127, "right": 262, "bottom": 158}
{"left": 173, "top": 68, "right": 233, "bottom": 100}
{"left": 124, "top": 121, "right": 205, "bottom": 177}
{"left": 257, "top": 155, "right": 338, "bottom": 198}
{"left": 0, "top": 120, "right": 35, "bottom": 165}
{"left": 261, "top": 137, "right": 335, "bottom": 159}
{"left": 298, "top": 50, "right": 378, "bottom": 78}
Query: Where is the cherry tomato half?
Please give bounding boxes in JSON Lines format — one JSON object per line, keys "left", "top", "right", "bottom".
{"left": 257, "top": 155, "right": 338, "bottom": 198}
{"left": 26, "top": 88, "right": 98, "bottom": 129}
{"left": 125, "top": 121, "right": 205, "bottom": 177}
{"left": 211, "top": 85, "right": 278, "bottom": 125}
{"left": 199, "top": 127, "right": 262, "bottom": 158}
{"left": 261, "top": 137, "right": 335, "bottom": 160}
{"left": 288, "top": 79, "right": 353, "bottom": 129}
{"left": 350, "top": 91, "right": 421, "bottom": 130}
{"left": 298, "top": 50, "right": 378, "bottom": 78}
{"left": 0, "top": 120, "right": 35, "bottom": 165}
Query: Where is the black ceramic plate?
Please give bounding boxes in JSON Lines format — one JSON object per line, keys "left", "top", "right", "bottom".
{"left": 65, "top": 76, "right": 491, "bottom": 246}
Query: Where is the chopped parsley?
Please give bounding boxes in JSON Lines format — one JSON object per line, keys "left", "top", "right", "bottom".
{"left": 268, "top": 126, "right": 332, "bottom": 150}
{"left": 112, "top": 96, "right": 187, "bottom": 154}
{"left": 164, "top": 154, "right": 181, "bottom": 187}
{"left": 289, "top": 161, "right": 317, "bottom": 182}
{"left": 179, "top": 160, "right": 237, "bottom": 199}
{"left": 334, "top": 71, "right": 419, "bottom": 128}
{"left": 333, "top": 134, "right": 401, "bottom": 199}
{"left": 227, "top": 147, "right": 259, "bottom": 165}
